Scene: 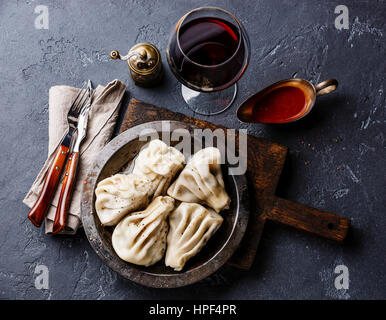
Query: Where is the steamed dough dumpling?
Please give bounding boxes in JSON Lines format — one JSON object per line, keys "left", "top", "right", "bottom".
{"left": 167, "top": 147, "right": 230, "bottom": 212}
{"left": 133, "top": 139, "right": 185, "bottom": 198}
{"left": 95, "top": 173, "right": 151, "bottom": 226}
{"left": 112, "top": 196, "right": 175, "bottom": 266}
{"left": 165, "top": 202, "right": 223, "bottom": 271}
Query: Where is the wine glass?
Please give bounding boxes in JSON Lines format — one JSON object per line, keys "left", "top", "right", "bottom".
{"left": 166, "top": 6, "right": 250, "bottom": 115}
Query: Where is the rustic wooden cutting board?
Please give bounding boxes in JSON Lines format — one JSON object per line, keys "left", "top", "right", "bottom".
{"left": 119, "top": 98, "right": 350, "bottom": 270}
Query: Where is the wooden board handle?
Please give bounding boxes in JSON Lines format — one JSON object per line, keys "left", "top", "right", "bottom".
{"left": 52, "top": 151, "right": 79, "bottom": 234}
{"left": 28, "top": 145, "right": 69, "bottom": 227}
{"left": 265, "top": 196, "right": 350, "bottom": 242}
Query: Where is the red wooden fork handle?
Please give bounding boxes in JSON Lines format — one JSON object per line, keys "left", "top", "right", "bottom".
{"left": 52, "top": 151, "right": 79, "bottom": 234}
{"left": 28, "top": 145, "right": 69, "bottom": 227}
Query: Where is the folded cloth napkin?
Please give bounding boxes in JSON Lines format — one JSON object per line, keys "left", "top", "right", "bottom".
{"left": 23, "top": 79, "right": 127, "bottom": 235}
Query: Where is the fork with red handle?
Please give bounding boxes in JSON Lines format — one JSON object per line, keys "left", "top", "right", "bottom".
{"left": 28, "top": 81, "right": 93, "bottom": 232}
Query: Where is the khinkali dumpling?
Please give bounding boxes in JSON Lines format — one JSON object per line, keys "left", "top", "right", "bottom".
{"left": 112, "top": 196, "right": 175, "bottom": 266}
{"left": 133, "top": 139, "right": 185, "bottom": 198}
{"left": 167, "top": 147, "right": 230, "bottom": 212}
{"left": 165, "top": 202, "right": 223, "bottom": 271}
{"left": 95, "top": 173, "right": 151, "bottom": 226}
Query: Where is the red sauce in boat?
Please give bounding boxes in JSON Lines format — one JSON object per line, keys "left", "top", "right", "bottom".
{"left": 252, "top": 86, "right": 307, "bottom": 123}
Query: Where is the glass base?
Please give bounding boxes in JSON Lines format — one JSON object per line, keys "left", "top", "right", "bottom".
{"left": 181, "top": 84, "right": 237, "bottom": 115}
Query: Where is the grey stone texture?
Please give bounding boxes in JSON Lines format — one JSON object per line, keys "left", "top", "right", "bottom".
{"left": 0, "top": 0, "right": 385, "bottom": 299}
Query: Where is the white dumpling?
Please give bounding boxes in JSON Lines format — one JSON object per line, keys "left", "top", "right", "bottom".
{"left": 165, "top": 202, "right": 223, "bottom": 271}
{"left": 133, "top": 139, "right": 185, "bottom": 198}
{"left": 95, "top": 173, "right": 151, "bottom": 226}
{"left": 112, "top": 196, "right": 175, "bottom": 266}
{"left": 167, "top": 147, "right": 230, "bottom": 212}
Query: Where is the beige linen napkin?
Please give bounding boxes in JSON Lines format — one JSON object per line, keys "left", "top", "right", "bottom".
{"left": 23, "top": 79, "right": 126, "bottom": 234}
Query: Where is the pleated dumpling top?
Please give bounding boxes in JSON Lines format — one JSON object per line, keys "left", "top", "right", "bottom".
{"left": 133, "top": 139, "right": 185, "bottom": 198}
{"left": 165, "top": 202, "right": 223, "bottom": 271}
{"left": 95, "top": 173, "right": 151, "bottom": 226}
{"left": 112, "top": 196, "right": 175, "bottom": 267}
{"left": 167, "top": 147, "right": 230, "bottom": 212}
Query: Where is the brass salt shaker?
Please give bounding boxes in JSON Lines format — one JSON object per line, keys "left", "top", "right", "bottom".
{"left": 110, "top": 42, "right": 163, "bottom": 87}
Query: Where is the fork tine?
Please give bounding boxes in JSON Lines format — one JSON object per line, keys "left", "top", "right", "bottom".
{"left": 77, "top": 95, "right": 89, "bottom": 114}
{"left": 76, "top": 81, "right": 93, "bottom": 114}
{"left": 73, "top": 87, "right": 89, "bottom": 113}
{"left": 69, "top": 82, "right": 87, "bottom": 113}
{"left": 75, "top": 89, "right": 90, "bottom": 113}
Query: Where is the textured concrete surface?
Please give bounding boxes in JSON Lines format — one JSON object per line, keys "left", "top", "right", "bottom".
{"left": 0, "top": 0, "right": 385, "bottom": 299}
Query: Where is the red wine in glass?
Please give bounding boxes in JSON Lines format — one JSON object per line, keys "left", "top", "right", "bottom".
{"left": 166, "top": 7, "right": 250, "bottom": 115}
{"left": 169, "top": 17, "right": 245, "bottom": 91}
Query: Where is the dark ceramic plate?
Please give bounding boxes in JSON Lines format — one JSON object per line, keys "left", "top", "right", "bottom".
{"left": 81, "top": 121, "right": 249, "bottom": 288}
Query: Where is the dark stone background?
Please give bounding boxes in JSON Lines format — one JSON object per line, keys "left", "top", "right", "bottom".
{"left": 0, "top": 0, "right": 385, "bottom": 299}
